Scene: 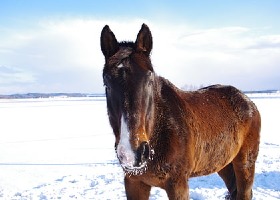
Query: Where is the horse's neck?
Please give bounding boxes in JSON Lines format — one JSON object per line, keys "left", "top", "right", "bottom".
{"left": 157, "top": 76, "right": 183, "bottom": 100}
{"left": 152, "top": 76, "right": 187, "bottom": 143}
{"left": 154, "top": 76, "right": 186, "bottom": 117}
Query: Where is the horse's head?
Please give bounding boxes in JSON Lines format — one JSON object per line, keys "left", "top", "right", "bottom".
{"left": 101, "top": 24, "right": 155, "bottom": 175}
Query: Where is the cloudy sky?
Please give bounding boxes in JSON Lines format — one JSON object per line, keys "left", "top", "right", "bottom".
{"left": 0, "top": 0, "right": 280, "bottom": 94}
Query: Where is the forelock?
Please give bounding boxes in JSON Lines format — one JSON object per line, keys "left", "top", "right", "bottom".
{"left": 108, "top": 47, "right": 133, "bottom": 66}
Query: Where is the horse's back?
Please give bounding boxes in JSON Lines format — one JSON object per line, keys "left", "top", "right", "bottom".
{"left": 199, "top": 84, "right": 257, "bottom": 119}
{"left": 180, "top": 84, "right": 261, "bottom": 176}
{"left": 184, "top": 84, "right": 259, "bottom": 123}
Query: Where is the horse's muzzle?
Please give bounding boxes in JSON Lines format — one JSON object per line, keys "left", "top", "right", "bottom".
{"left": 117, "top": 140, "right": 153, "bottom": 174}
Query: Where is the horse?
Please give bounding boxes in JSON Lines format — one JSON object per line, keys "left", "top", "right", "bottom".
{"left": 100, "top": 23, "right": 261, "bottom": 200}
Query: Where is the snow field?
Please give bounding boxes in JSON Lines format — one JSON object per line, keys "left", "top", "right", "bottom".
{"left": 0, "top": 96, "right": 279, "bottom": 199}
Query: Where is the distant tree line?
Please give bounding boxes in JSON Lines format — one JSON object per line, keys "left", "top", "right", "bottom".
{"left": 181, "top": 84, "right": 205, "bottom": 91}
{"left": 0, "top": 93, "right": 105, "bottom": 99}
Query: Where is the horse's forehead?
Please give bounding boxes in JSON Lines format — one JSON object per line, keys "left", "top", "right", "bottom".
{"left": 108, "top": 47, "right": 133, "bottom": 66}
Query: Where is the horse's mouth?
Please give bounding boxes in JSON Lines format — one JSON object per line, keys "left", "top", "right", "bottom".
{"left": 120, "top": 160, "right": 148, "bottom": 176}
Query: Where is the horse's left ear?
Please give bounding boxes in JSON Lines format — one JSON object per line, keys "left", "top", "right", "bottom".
{"left": 135, "top": 24, "right": 153, "bottom": 56}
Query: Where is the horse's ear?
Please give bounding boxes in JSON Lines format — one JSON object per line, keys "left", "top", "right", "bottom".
{"left": 101, "top": 25, "right": 119, "bottom": 59}
{"left": 135, "top": 24, "right": 153, "bottom": 56}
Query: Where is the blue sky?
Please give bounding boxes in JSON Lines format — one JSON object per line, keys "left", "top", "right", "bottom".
{"left": 0, "top": 0, "right": 280, "bottom": 94}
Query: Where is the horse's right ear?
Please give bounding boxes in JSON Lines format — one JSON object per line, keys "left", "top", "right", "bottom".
{"left": 101, "top": 25, "right": 119, "bottom": 59}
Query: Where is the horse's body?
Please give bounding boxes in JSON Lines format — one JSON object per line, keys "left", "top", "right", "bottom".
{"left": 101, "top": 24, "right": 261, "bottom": 200}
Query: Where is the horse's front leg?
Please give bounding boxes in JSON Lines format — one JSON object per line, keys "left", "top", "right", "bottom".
{"left": 124, "top": 176, "right": 151, "bottom": 200}
{"left": 165, "top": 176, "right": 189, "bottom": 200}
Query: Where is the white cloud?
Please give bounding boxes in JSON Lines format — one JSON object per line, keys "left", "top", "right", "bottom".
{"left": 0, "top": 65, "right": 36, "bottom": 84}
{"left": 150, "top": 24, "right": 280, "bottom": 90}
{"left": 0, "top": 18, "right": 279, "bottom": 94}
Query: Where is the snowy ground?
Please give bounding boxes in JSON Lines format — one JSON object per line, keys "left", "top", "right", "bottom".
{"left": 0, "top": 95, "right": 279, "bottom": 199}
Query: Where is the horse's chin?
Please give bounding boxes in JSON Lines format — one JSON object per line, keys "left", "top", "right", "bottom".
{"left": 120, "top": 161, "right": 148, "bottom": 176}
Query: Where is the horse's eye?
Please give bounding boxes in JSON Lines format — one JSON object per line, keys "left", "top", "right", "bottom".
{"left": 104, "top": 74, "right": 113, "bottom": 88}
{"left": 104, "top": 74, "right": 112, "bottom": 82}
{"left": 105, "top": 85, "right": 111, "bottom": 94}
{"left": 147, "top": 71, "right": 152, "bottom": 77}
{"left": 147, "top": 71, "right": 154, "bottom": 86}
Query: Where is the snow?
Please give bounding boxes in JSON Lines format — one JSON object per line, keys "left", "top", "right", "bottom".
{"left": 0, "top": 96, "right": 279, "bottom": 199}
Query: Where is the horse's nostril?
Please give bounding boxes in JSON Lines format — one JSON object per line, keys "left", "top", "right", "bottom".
{"left": 136, "top": 141, "right": 151, "bottom": 165}
{"left": 142, "top": 141, "right": 150, "bottom": 160}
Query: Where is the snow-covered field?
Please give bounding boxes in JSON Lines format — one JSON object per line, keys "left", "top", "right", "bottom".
{"left": 0, "top": 95, "right": 279, "bottom": 199}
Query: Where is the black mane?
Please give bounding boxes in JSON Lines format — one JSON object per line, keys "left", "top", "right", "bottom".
{"left": 119, "top": 41, "right": 135, "bottom": 49}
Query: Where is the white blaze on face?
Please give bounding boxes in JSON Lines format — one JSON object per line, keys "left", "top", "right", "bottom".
{"left": 117, "top": 115, "right": 135, "bottom": 168}
{"left": 117, "top": 63, "right": 125, "bottom": 68}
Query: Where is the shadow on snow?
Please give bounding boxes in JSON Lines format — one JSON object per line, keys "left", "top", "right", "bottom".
{"left": 189, "top": 171, "right": 280, "bottom": 191}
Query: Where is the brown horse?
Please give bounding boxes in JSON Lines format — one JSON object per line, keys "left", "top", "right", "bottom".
{"left": 100, "top": 24, "right": 261, "bottom": 200}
